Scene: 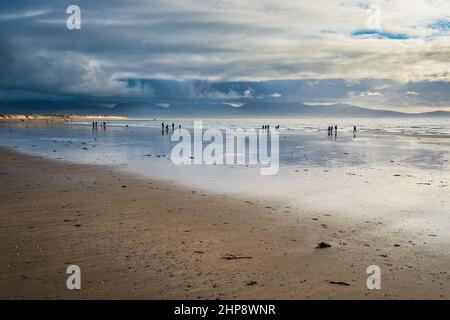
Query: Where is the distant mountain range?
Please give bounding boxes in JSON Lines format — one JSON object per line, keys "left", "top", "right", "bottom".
{"left": 2, "top": 79, "right": 449, "bottom": 117}
{"left": 2, "top": 99, "right": 449, "bottom": 118}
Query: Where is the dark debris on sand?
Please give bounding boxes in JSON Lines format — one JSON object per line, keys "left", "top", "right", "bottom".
{"left": 222, "top": 254, "right": 253, "bottom": 260}
{"left": 316, "top": 242, "right": 332, "bottom": 249}
{"left": 328, "top": 280, "right": 350, "bottom": 286}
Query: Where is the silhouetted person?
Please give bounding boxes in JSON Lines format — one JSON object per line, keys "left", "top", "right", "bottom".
{"left": 172, "top": 123, "right": 175, "bottom": 131}
{"left": 179, "top": 124, "right": 181, "bottom": 130}
{"left": 353, "top": 126, "right": 357, "bottom": 133}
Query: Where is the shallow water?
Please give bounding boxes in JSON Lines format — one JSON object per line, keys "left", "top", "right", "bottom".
{"left": 1, "top": 119, "right": 449, "bottom": 166}
{"left": 74, "top": 117, "right": 450, "bottom": 135}
{"left": 0, "top": 118, "right": 449, "bottom": 200}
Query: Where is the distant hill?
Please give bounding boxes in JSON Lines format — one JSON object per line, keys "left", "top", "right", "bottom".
{"left": 417, "top": 111, "right": 450, "bottom": 117}
{"left": 2, "top": 79, "right": 450, "bottom": 118}
{"left": 1, "top": 99, "right": 450, "bottom": 118}
{"left": 110, "top": 100, "right": 448, "bottom": 118}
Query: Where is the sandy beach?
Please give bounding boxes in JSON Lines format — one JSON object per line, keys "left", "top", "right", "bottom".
{"left": 1, "top": 146, "right": 449, "bottom": 299}
{"left": 2, "top": 0, "right": 450, "bottom": 305}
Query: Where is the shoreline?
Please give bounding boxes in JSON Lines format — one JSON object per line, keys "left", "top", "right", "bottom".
{"left": 0, "top": 147, "right": 449, "bottom": 299}
{"left": 0, "top": 115, "right": 127, "bottom": 122}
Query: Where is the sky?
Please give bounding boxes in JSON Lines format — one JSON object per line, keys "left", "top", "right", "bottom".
{"left": 0, "top": 0, "right": 449, "bottom": 112}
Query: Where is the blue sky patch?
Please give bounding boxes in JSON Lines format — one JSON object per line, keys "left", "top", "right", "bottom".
{"left": 351, "top": 29, "right": 409, "bottom": 40}
{"left": 428, "top": 19, "right": 450, "bottom": 32}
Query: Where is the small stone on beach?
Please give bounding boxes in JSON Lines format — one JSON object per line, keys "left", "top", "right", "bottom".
{"left": 316, "top": 242, "right": 331, "bottom": 249}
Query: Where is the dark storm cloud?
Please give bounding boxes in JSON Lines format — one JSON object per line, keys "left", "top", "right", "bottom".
{"left": 0, "top": 0, "right": 449, "bottom": 111}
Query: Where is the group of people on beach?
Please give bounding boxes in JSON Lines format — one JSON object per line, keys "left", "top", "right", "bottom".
{"left": 328, "top": 125, "right": 337, "bottom": 136}
{"left": 262, "top": 124, "right": 280, "bottom": 130}
{"left": 327, "top": 125, "right": 357, "bottom": 136}
{"left": 92, "top": 121, "right": 106, "bottom": 130}
{"left": 161, "top": 122, "right": 181, "bottom": 135}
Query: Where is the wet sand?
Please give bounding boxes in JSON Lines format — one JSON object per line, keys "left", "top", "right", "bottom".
{"left": 0, "top": 147, "right": 449, "bottom": 299}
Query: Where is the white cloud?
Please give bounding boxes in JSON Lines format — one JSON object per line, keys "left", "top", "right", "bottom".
{"left": 244, "top": 88, "right": 254, "bottom": 98}
{"left": 1, "top": 0, "right": 449, "bottom": 100}
{"left": 223, "top": 102, "right": 246, "bottom": 108}
{"left": 360, "top": 91, "right": 382, "bottom": 97}
{"left": 0, "top": 9, "right": 50, "bottom": 21}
